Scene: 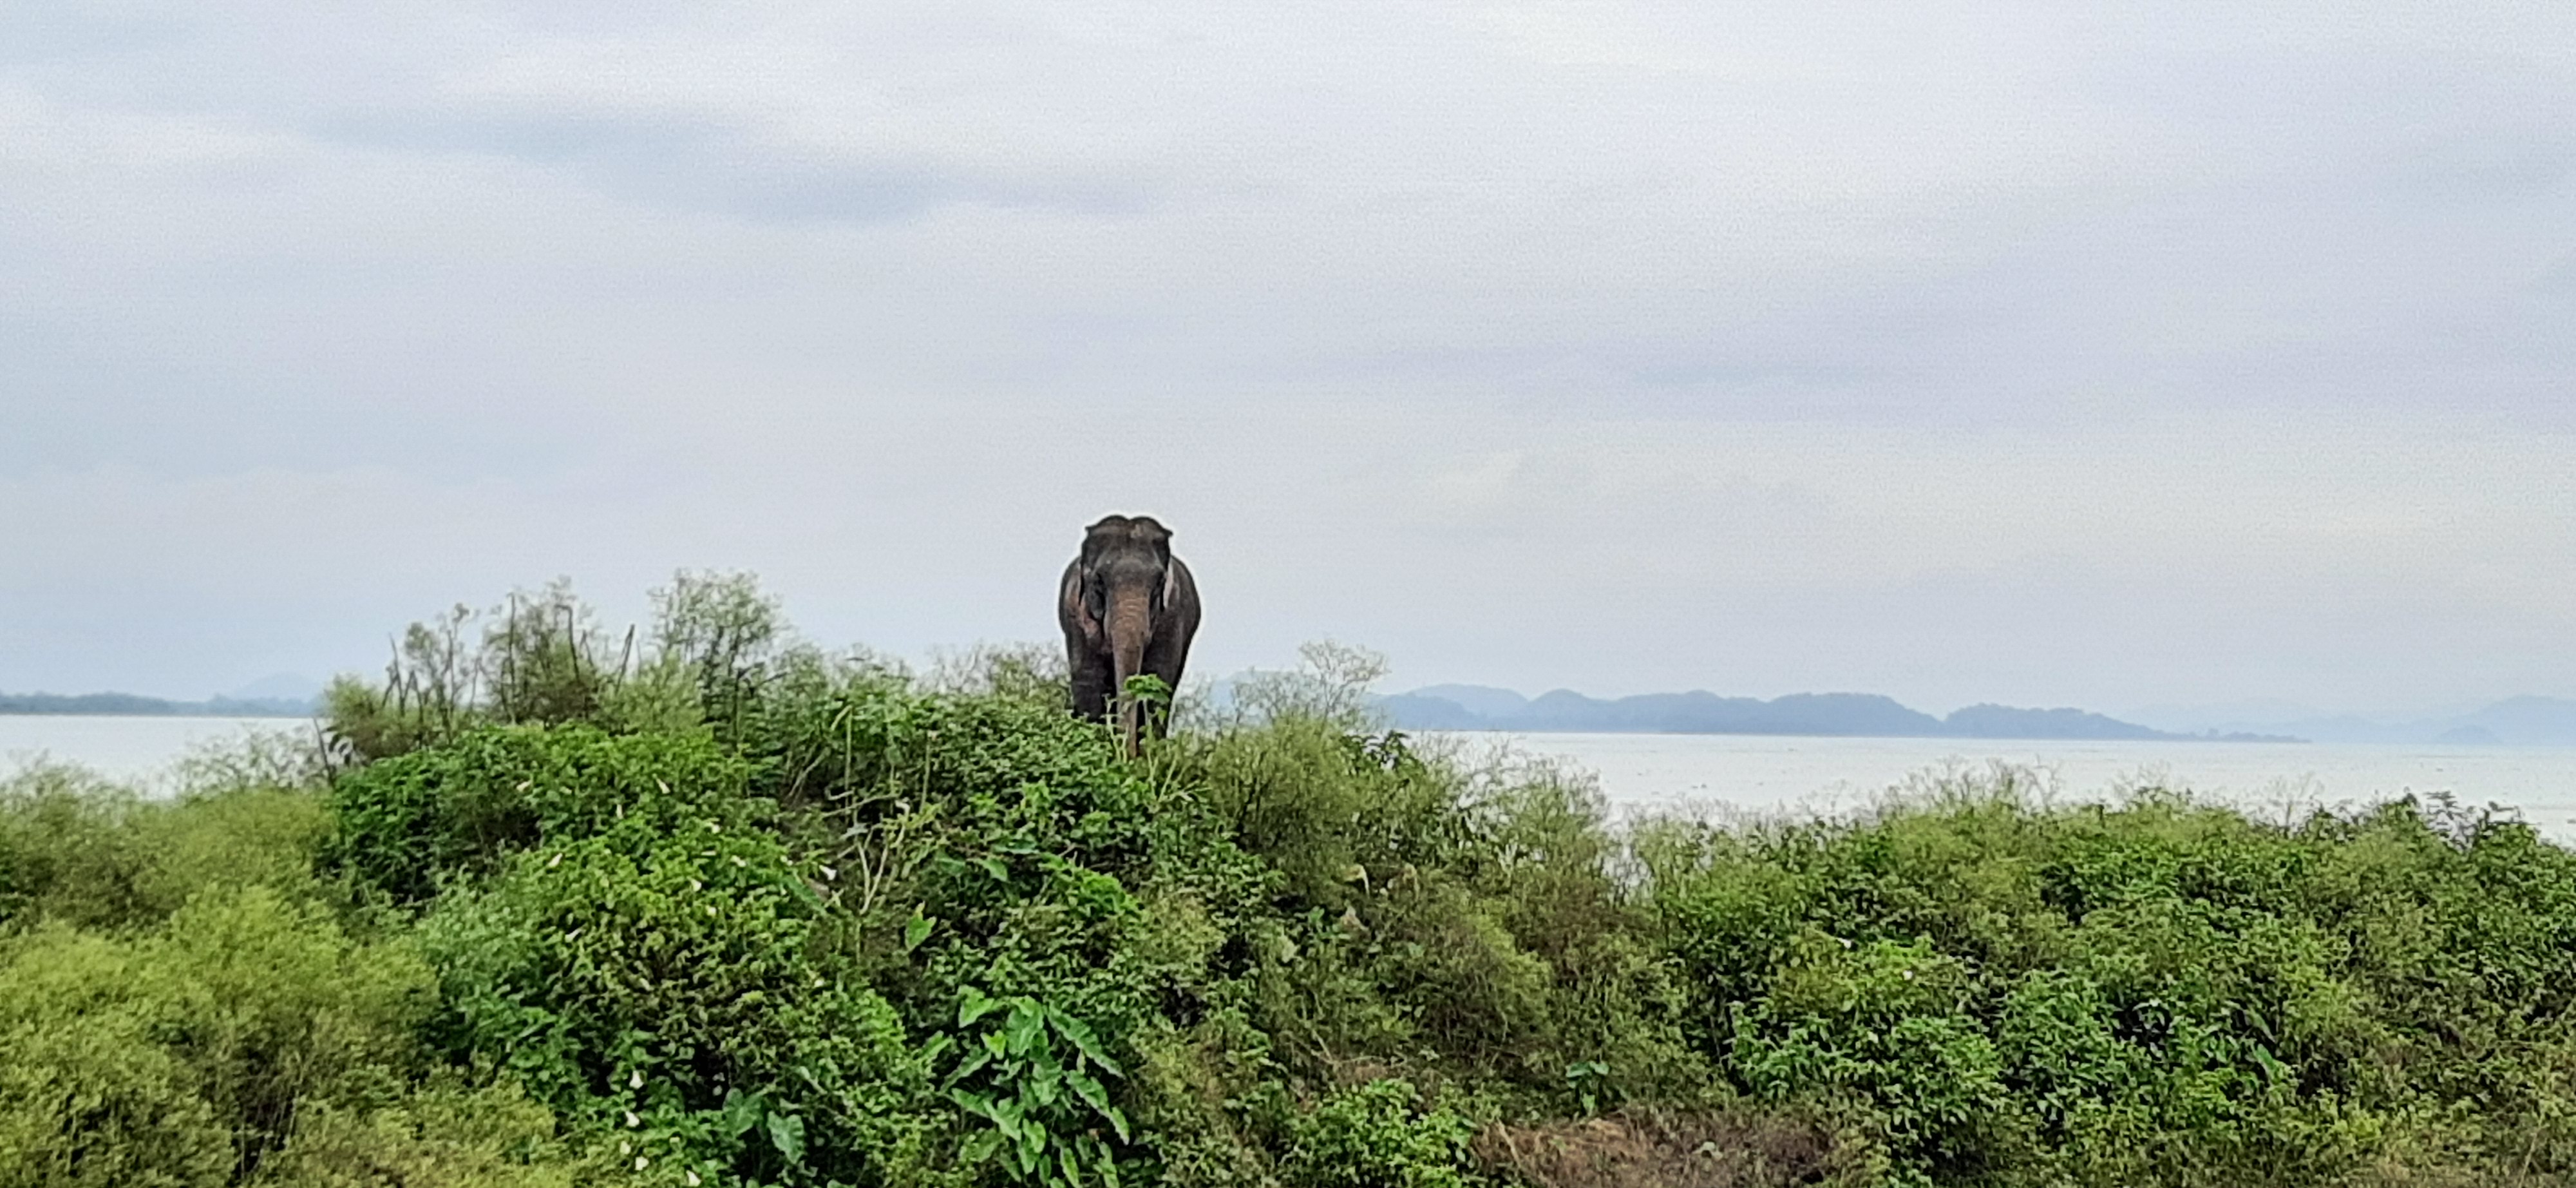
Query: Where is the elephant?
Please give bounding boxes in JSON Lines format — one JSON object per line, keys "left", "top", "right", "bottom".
{"left": 1058, "top": 514, "right": 1202, "bottom": 753}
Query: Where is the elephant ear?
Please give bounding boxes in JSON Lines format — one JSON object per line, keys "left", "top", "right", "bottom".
{"left": 1061, "top": 564, "right": 1103, "bottom": 644}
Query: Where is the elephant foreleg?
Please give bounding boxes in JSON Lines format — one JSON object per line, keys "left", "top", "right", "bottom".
{"left": 1068, "top": 651, "right": 1114, "bottom": 723}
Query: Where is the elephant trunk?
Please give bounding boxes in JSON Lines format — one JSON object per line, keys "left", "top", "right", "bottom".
{"left": 1106, "top": 586, "right": 1152, "bottom": 755}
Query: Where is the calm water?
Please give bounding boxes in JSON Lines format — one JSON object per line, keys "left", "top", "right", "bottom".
{"left": 0, "top": 716, "right": 317, "bottom": 789}
{"left": 1432, "top": 731, "right": 2576, "bottom": 840}
{"left": 10, "top": 717, "right": 2573, "bottom": 841}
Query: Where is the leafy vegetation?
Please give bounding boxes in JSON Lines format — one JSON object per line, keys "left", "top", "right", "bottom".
{"left": 6, "top": 573, "right": 2575, "bottom": 1186}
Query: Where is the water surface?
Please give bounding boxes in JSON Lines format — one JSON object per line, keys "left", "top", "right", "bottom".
{"left": 1, "top": 716, "right": 317, "bottom": 789}
{"left": 1433, "top": 731, "right": 2576, "bottom": 839}
{"left": 10, "top": 717, "right": 2571, "bottom": 841}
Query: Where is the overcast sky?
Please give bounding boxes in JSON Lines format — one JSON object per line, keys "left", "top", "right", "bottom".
{"left": 4, "top": 2, "right": 2572, "bottom": 718}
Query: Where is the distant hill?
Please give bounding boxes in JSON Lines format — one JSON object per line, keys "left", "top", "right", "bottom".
{"left": 2136, "top": 695, "right": 2576, "bottom": 747}
{"left": 2452, "top": 696, "right": 2576, "bottom": 746}
{"left": 1402, "top": 684, "right": 1535, "bottom": 720}
{"left": 1379, "top": 685, "right": 2297, "bottom": 743}
{"left": 0, "top": 691, "right": 319, "bottom": 718}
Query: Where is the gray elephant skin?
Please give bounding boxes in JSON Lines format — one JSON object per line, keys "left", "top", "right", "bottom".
{"left": 1057, "top": 514, "right": 1202, "bottom": 751}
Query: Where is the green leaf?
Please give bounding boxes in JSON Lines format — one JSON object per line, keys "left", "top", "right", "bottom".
{"left": 960, "top": 1089, "right": 1023, "bottom": 1142}
{"left": 1097, "top": 1136, "right": 1124, "bottom": 1188}
{"left": 947, "top": 1043, "right": 994, "bottom": 1087}
{"left": 1065, "top": 1071, "right": 1113, "bottom": 1123}
{"left": 1005, "top": 1002, "right": 1045, "bottom": 1058}
{"left": 1048, "top": 1010, "right": 1122, "bottom": 1077}
{"left": 958, "top": 988, "right": 1001, "bottom": 1028}
{"left": 1121, "top": 674, "right": 1171, "bottom": 704}
{"left": 904, "top": 910, "right": 936, "bottom": 953}
{"left": 719, "top": 1088, "right": 764, "bottom": 1138}
{"left": 766, "top": 1111, "right": 806, "bottom": 1167}
{"left": 1104, "top": 1105, "right": 1130, "bottom": 1145}
{"left": 920, "top": 1033, "right": 956, "bottom": 1068}
{"left": 2253, "top": 1044, "right": 2289, "bottom": 1086}
{"left": 978, "top": 856, "right": 1010, "bottom": 881}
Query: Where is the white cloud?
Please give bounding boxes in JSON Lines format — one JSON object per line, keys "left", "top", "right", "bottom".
{"left": 1, "top": 1, "right": 2572, "bottom": 712}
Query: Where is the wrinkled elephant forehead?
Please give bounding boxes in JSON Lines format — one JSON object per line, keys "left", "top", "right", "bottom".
{"left": 1088, "top": 557, "right": 1166, "bottom": 584}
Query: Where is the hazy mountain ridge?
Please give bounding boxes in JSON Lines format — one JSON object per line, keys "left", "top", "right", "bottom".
{"left": 1387, "top": 685, "right": 2292, "bottom": 742}
{"left": 2132, "top": 695, "right": 2576, "bottom": 747}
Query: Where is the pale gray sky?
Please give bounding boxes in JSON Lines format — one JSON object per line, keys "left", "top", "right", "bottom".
{"left": 4, "top": 2, "right": 2572, "bottom": 716}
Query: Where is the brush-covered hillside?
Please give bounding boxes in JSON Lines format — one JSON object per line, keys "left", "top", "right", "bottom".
{"left": 4, "top": 574, "right": 2573, "bottom": 1188}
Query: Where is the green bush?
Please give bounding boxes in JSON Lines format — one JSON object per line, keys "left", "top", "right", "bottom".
{"left": 415, "top": 819, "right": 942, "bottom": 1187}
{"left": 0, "top": 885, "right": 540, "bottom": 1186}
{"left": 0, "top": 765, "right": 171, "bottom": 931}
{"left": 1, "top": 765, "right": 330, "bottom": 934}
{"left": 1643, "top": 781, "right": 2576, "bottom": 1185}
{"left": 0, "top": 966, "right": 233, "bottom": 1187}
{"left": 942, "top": 991, "right": 1136, "bottom": 1187}
{"left": 254, "top": 1077, "right": 578, "bottom": 1188}
{"left": 1282, "top": 1080, "right": 1479, "bottom": 1188}
{"left": 16, "top": 577, "right": 2576, "bottom": 1187}
{"left": 325, "top": 726, "right": 762, "bottom": 905}
{"left": 1726, "top": 934, "right": 2022, "bottom": 1180}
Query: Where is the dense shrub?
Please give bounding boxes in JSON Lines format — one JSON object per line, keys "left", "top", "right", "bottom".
{"left": 0, "top": 883, "right": 573, "bottom": 1187}
{"left": 0, "top": 765, "right": 151, "bottom": 930}
{"left": 253, "top": 1078, "right": 578, "bottom": 1188}
{"left": 12, "top": 577, "right": 2576, "bottom": 1188}
{"left": 416, "top": 820, "right": 942, "bottom": 1187}
{"left": 1645, "top": 781, "right": 2576, "bottom": 1185}
{"left": 1281, "top": 1080, "right": 1479, "bottom": 1188}
{"left": 325, "top": 727, "right": 762, "bottom": 905}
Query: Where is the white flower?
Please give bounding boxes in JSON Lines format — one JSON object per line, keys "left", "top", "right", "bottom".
{"left": 629, "top": 1069, "right": 644, "bottom": 1089}
{"left": 547, "top": 852, "right": 564, "bottom": 868}
{"left": 690, "top": 879, "right": 703, "bottom": 892}
{"left": 620, "top": 1141, "right": 632, "bottom": 1156}
{"left": 625, "top": 1109, "right": 641, "bottom": 1128}
{"left": 687, "top": 1173, "right": 702, "bottom": 1186}
{"left": 731, "top": 856, "right": 747, "bottom": 868}
{"left": 819, "top": 865, "right": 837, "bottom": 881}
{"left": 635, "top": 1156, "right": 650, "bottom": 1171}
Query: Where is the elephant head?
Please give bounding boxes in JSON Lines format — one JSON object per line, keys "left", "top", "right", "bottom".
{"left": 1058, "top": 514, "right": 1201, "bottom": 754}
